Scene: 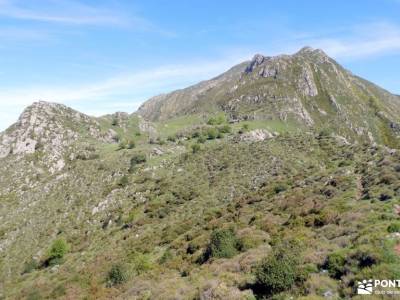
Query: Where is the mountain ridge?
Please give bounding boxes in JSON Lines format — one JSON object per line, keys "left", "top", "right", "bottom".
{"left": 1, "top": 47, "right": 400, "bottom": 299}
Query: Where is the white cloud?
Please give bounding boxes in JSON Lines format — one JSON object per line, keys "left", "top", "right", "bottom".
{"left": 296, "top": 22, "right": 400, "bottom": 60}
{"left": 0, "top": 0, "right": 129, "bottom": 26}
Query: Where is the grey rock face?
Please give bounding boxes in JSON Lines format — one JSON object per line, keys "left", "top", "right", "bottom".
{"left": 237, "top": 129, "right": 275, "bottom": 142}
{"left": 245, "top": 54, "right": 266, "bottom": 73}
{"left": 0, "top": 101, "right": 108, "bottom": 173}
{"left": 298, "top": 64, "right": 318, "bottom": 97}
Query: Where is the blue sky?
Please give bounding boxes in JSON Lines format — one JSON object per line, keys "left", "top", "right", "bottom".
{"left": 1, "top": 0, "right": 400, "bottom": 130}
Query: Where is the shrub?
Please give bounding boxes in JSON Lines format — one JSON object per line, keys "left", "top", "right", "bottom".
{"left": 254, "top": 252, "right": 298, "bottom": 294}
{"left": 191, "top": 143, "right": 201, "bottom": 153}
{"left": 318, "top": 128, "right": 332, "bottom": 137}
{"left": 352, "top": 247, "right": 379, "bottom": 268}
{"left": 206, "top": 229, "right": 240, "bottom": 259}
{"left": 387, "top": 222, "right": 400, "bottom": 233}
{"left": 219, "top": 124, "right": 232, "bottom": 134}
{"left": 167, "top": 135, "right": 176, "bottom": 142}
{"left": 192, "top": 131, "right": 201, "bottom": 138}
{"left": 325, "top": 251, "right": 347, "bottom": 279}
{"left": 118, "top": 175, "right": 129, "bottom": 187}
{"left": 127, "top": 140, "right": 136, "bottom": 149}
{"left": 159, "top": 249, "right": 173, "bottom": 264}
{"left": 206, "top": 128, "right": 218, "bottom": 140}
{"left": 118, "top": 140, "right": 127, "bottom": 150}
{"left": 197, "top": 136, "right": 206, "bottom": 144}
{"left": 156, "top": 138, "right": 165, "bottom": 145}
{"left": 106, "top": 263, "right": 128, "bottom": 286}
{"left": 22, "top": 258, "right": 39, "bottom": 274}
{"left": 111, "top": 117, "right": 118, "bottom": 126}
{"left": 207, "top": 114, "right": 226, "bottom": 125}
{"left": 129, "top": 252, "right": 152, "bottom": 274}
{"left": 273, "top": 184, "right": 288, "bottom": 194}
{"left": 239, "top": 123, "right": 250, "bottom": 134}
{"left": 129, "top": 154, "right": 147, "bottom": 172}
{"left": 47, "top": 238, "right": 69, "bottom": 266}
{"left": 379, "top": 172, "right": 396, "bottom": 185}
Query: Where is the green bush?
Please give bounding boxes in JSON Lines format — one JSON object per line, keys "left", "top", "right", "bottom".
{"left": 129, "top": 252, "right": 153, "bottom": 274}
{"left": 106, "top": 263, "right": 128, "bottom": 286}
{"left": 318, "top": 128, "right": 332, "bottom": 137}
{"left": 325, "top": 251, "right": 347, "bottom": 279}
{"left": 206, "top": 128, "right": 218, "bottom": 140}
{"left": 129, "top": 154, "right": 147, "bottom": 172}
{"left": 159, "top": 249, "right": 173, "bottom": 264}
{"left": 273, "top": 184, "right": 288, "bottom": 194}
{"left": 118, "top": 140, "right": 127, "bottom": 150}
{"left": 111, "top": 117, "right": 118, "bottom": 126}
{"left": 239, "top": 123, "right": 250, "bottom": 134}
{"left": 254, "top": 252, "right": 298, "bottom": 294}
{"left": 47, "top": 238, "right": 69, "bottom": 266}
{"left": 219, "top": 124, "right": 232, "bottom": 134}
{"left": 207, "top": 114, "right": 226, "bottom": 125}
{"left": 206, "top": 229, "right": 240, "bottom": 259}
{"left": 167, "top": 135, "right": 176, "bottom": 142}
{"left": 127, "top": 140, "right": 136, "bottom": 149}
{"left": 387, "top": 222, "right": 400, "bottom": 233}
{"left": 118, "top": 175, "right": 129, "bottom": 187}
{"left": 192, "top": 131, "right": 201, "bottom": 138}
{"left": 197, "top": 136, "right": 206, "bottom": 143}
{"left": 22, "top": 259, "right": 39, "bottom": 274}
{"left": 191, "top": 143, "right": 201, "bottom": 153}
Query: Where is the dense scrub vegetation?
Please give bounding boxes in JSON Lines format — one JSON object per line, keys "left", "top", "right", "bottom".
{"left": 1, "top": 121, "right": 400, "bottom": 299}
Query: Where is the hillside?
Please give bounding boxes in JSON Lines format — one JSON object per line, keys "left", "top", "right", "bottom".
{"left": 138, "top": 47, "right": 400, "bottom": 147}
{"left": 0, "top": 47, "right": 400, "bottom": 299}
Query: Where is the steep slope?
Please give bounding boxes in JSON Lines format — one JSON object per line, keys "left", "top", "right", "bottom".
{"left": 137, "top": 62, "right": 249, "bottom": 121}
{"left": 138, "top": 47, "right": 400, "bottom": 146}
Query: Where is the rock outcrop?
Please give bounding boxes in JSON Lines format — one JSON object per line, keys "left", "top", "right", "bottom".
{"left": 0, "top": 101, "right": 110, "bottom": 173}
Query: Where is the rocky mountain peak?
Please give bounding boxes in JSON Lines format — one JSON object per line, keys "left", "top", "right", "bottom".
{"left": 0, "top": 101, "right": 114, "bottom": 173}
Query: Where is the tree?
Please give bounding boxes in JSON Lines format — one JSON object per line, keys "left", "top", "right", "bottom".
{"left": 254, "top": 252, "right": 297, "bottom": 294}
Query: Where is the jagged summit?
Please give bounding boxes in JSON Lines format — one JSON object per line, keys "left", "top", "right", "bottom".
{"left": 138, "top": 46, "right": 400, "bottom": 146}
{"left": 2, "top": 46, "right": 400, "bottom": 167}
{"left": 0, "top": 100, "right": 116, "bottom": 173}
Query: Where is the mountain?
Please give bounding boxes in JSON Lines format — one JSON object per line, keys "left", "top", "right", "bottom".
{"left": 1, "top": 47, "right": 400, "bottom": 299}
{"left": 138, "top": 47, "right": 400, "bottom": 147}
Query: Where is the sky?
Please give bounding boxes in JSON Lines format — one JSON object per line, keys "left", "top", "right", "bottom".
{"left": 0, "top": 0, "right": 400, "bottom": 130}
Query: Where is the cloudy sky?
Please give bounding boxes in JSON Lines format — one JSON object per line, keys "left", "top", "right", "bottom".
{"left": 0, "top": 0, "right": 400, "bottom": 130}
